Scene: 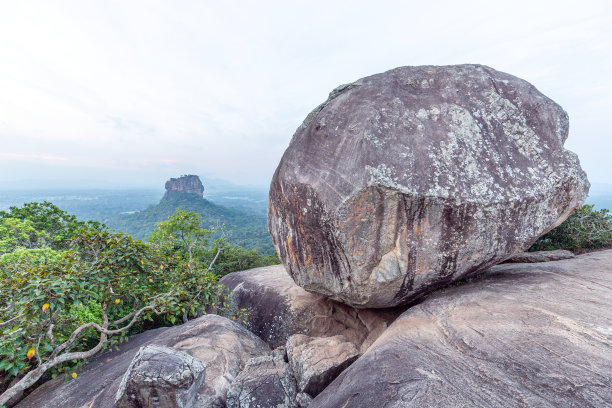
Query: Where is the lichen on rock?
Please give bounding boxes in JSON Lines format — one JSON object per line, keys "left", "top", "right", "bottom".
{"left": 268, "top": 64, "right": 589, "bottom": 308}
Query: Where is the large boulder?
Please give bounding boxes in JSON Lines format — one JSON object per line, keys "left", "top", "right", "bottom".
{"left": 220, "top": 265, "right": 402, "bottom": 351}
{"left": 16, "top": 315, "right": 270, "bottom": 408}
{"left": 268, "top": 64, "right": 589, "bottom": 308}
{"left": 311, "top": 250, "right": 612, "bottom": 407}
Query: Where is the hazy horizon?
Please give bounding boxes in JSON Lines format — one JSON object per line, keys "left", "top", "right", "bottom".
{"left": 1, "top": 1, "right": 611, "bottom": 187}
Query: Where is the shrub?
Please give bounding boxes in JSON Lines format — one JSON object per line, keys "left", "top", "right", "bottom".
{"left": 206, "top": 245, "right": 280, "bottom": 277}
{"left": 530, "top": 204, "right": 612, "bottom": 252}
{"left": 0, "top": 206, "right": 246, "bottom": 406}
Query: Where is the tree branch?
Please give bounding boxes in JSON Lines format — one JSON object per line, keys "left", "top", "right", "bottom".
{"left": 206, "top": 245, "right": 224, "bottom": 273}
{"left": 0, "top": 312, "right": 24, "bottom": 328}
{"left": 0, "top": 327, "right": 23, "bottom": 343}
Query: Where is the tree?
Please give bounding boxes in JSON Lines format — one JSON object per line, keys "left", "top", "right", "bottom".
{"left": 0, "top": 202, "right": 102, "bottom": 250}
{"left": 0, "top": 207, "right": 242, "bottom": 406}
{"left": 0, "top": 229, "right": 166, "bottom": 405}
{"left": 148, "top": 208, "right": 217, "bottom": 265}
{"left": 148, "top": 209, "right": 229, "bottom": 322}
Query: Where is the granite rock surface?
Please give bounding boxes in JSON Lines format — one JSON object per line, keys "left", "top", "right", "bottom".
{"left": 269, "top": 64, "right": 589, "bottom": 307}
{"left": 220, "top": 265, "right": 402, "bottom": 351}
{"left": 311, "top": 250, "right": 612, "bottom": 407}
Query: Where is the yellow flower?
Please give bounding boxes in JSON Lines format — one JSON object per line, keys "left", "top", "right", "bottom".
{"left": 149, "top": 278, "right": 153, "bottom": 283}
{"left": 115, "top": 299, "right": 121, "bottom": 304}
{"left": 26, "top": 347, "right": 36, "bottom": 359}
{"left": 42, "top": 303, "right": 50, "bottom": 312}
{"left": 71, "top": 372, "right": 77, "bottom": 379}
{"left": 232, "top": 316, "right": 236, "bottom": 320}
{"left": 160, "top": 264, "right": 164, "bottom": 269}
{"left": 141, "top": 260, "right": 144, "bottom": 265}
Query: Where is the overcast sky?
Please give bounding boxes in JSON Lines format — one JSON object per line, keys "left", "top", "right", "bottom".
{"left": 0, "top": 0, "right": 610, "bottom": 189}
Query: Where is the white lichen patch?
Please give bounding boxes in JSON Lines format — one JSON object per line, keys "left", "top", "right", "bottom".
{"left": 365, "top": 164, "right": 416, "bottom": 195}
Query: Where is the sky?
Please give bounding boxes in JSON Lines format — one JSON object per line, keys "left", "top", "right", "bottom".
{"left": 0, "top": 0, "right": 610, "bottom": 189}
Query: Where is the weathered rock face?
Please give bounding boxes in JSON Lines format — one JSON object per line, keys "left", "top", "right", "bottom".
{"left": 158, "top": 315, "right": 271, "bottom": 407}
{"left": 163, "top": 174, "right": 204, "bottom": 199}
{"left": 286, "top": 334, "right": 360, "bottom": 396}
{"left": 226, "top": 349, "right": 298, "bottom": 408}
{"left": 219, "top": 265, "right": 403, "bottom": 351}
{"left": 269, "top": 64, "right": 589, "bottom": 308}
{"left": 114, "top": 345, "right": 206, "bottom": 408}
{"left": 16, "top": 315, "right": 270, "bottom": 408}
{"left": 311, "top": 250, "right": 612, "bottom": 407}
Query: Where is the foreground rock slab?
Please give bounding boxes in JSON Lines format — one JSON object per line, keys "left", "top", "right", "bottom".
{"left": 311, "top": 250, "right": 612, "bottom": 408}
{"left": 286, "top": 334, "right": 359, "bottom": 396}
{"left": 504, "top": 249, "right": 575, "bottom": 263}
{"left": 17, "top": 315, "right": 270, "bottom": 408}
{"left": 220, "top": 265, "right": 402, "bottom": 351}
{"left": 226, "top": 349, "right": 298, "bottom": 408}
{"left": 269, "top": 64, "right": 589, "bottom": 308}
{"left": 115, "top": 345, "right": 206, "bottom": 408}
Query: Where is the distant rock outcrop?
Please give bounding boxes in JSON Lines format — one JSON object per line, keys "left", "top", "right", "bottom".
{"left": 268, "top": 64, "right": 589, "bottom": 308}
{"left": 163, "top": 174, "right": 204, "bottom": 199}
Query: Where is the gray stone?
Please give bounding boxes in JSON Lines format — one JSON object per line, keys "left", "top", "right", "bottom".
{"left": 286, "top": 334, "right": 360, "bottom": 396}
{"left": 226, "top": 352, "right": 298, "bottom": 408}
{"left": 296, "top": 392, "right": 313, "bottom": 407}
{"left": 169, "top": 315, "right": 271, "bottom": 407}
{"left": 268, "top": 64, "right": 589, "bottom": 308}
{"left": 114, "top": 345, "right": 206, "bottom": 408}
{"left": 220, "top": 265, "right": 402, "bottom": 351}
{"left": 17, "top": 315, "right": 270, "bottom": 408}
{"left": 504, "top": 249, "right": 575, "bottom": 263}
{"left": 311, "top": 250, "right": 612, "bottom": 408}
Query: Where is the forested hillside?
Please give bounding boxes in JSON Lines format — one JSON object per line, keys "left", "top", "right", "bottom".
{"left": 105, "top": 192, "right": 274, "bottom": 255}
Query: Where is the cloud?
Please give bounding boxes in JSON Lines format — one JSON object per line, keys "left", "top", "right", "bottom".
{"left": 0, "top": 0, "right": 610, "bottom": 187}
{"left": 0, "top": 153, "right": 69, "bottom": 162}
